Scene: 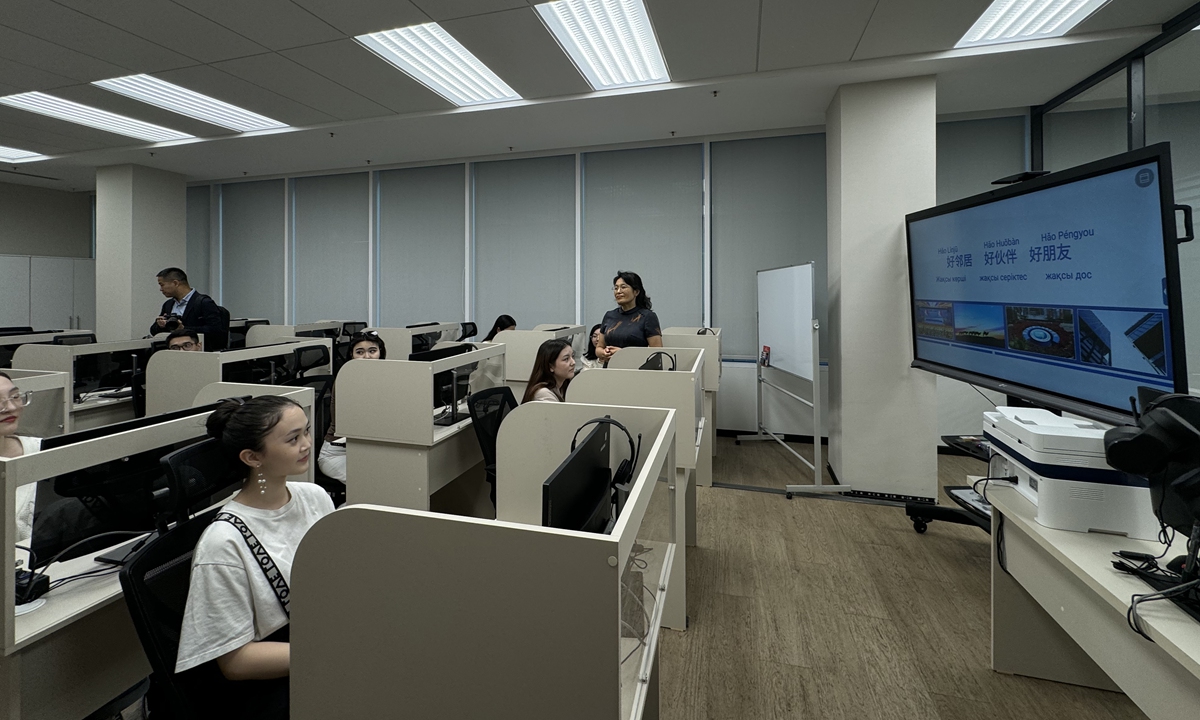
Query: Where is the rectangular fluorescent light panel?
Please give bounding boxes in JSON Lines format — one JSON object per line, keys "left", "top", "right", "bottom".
{"left": 536, "top": 0, "right": 669, "bottom": 90}
{"left": 957, "top": 0, "right": 1112, "bottom": 48}
{"left": 93, "top": 75, "right": 287, "bottom": 133}
{"left": 356, "top": 24, "right": 520, "bottom": 107}
{"left": 0, "top": 145, "right": 41, "bottom": 162}
{"left": 0, "top": 92, "right": 192, "bottom": 142}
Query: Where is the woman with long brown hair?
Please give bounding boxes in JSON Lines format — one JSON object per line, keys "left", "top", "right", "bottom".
{"left": 521, "top": 338, "right": 576, "bottom": 403}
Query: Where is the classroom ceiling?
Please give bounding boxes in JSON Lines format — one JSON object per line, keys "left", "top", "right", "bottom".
{"left": 0, "top": 0, "right": 1193, "bottom": 191}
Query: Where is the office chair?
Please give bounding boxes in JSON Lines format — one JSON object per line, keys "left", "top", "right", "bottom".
{"left": 160, "top": 438, "right": 237, "bottom": 525}
{"left": 284, "top": 374, "right": 342, "bottom": 506}
{"left": 293, "top": 345, "right": 331, "bottom": 379}
{"left": 118, "top": 505, "right": 230, "bottom": 720}
{"left": 466, "top": 386, "right": 518, "bottom": 512}
{"left": 331, "top": 339, "right": 351, "bottom": 377}
{"left": 459, "top": 322, "right": 478, "bottom": 341}
{"left": 342, "top": 321, "right": 367, "bottom": 337}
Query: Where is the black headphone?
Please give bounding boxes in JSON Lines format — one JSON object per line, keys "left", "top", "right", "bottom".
{"left": 640, "top": 351, "right": 677, "bottom": 371}
{"left": 571, "top": 415, "right": 641, "bottom": 489}
{"left": 697, "top": 328, "right": 716, "bottom": 335}
{"left": 1105, "top": 394, "right": 1200, "bottom": 476}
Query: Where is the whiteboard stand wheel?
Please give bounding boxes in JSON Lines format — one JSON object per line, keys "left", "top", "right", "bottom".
{"left": 786, "top": 492, "right": 793, "bottom": 500}
{"left": 913, "top": 519, "right": 928, "bottom": 534}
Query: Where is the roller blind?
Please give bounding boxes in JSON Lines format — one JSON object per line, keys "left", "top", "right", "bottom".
{"left": 377, "top": 164, "right": 465, "bottom": 326}
{"left": 473, "top": 155, "right": 576, "bottom": 329}
{"left": 185, "top": 186, "right": 210, "bottom": 296}
{"left": 292, "top": 173, "right": 369, "bottom": 324}
{"left": 711, "top": 135, "right": 826, "bottom": 358}
{"left": 221, "top": 180, "right": 284, "bottom": 323}
{"left": 582, "top": 145, "right": 703, "bottom": 331}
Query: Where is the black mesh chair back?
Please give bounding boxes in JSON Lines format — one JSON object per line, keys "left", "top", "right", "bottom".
{"left": 161, "top": 439, "right": 237, "bottom": 526}
{"left": 459, "top": 322, "right": 478, "bottom": 341}
{"left": 332, "top": 340, "right": 352, "bottom": 376}
{"left": 466, "top": 386, "right": 517, "bottom": 509}
{"left": 294, "top": 345, "right": 331, "bottom": 378}
{"left": 119, "top": 506, "right": 224, "bottom": 720}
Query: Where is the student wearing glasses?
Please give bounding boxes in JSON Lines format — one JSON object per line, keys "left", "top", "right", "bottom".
{"left": 167, "top": 328, "right": 204, "bottom": 351}
{"left": 317, "top": 331, "right": 386, "bottom": 483}
{"left": 596, "top": 271, "right": 663, "bottom": 363}
{"left": 0, "top": 372, "right": 39, "bottom": 544}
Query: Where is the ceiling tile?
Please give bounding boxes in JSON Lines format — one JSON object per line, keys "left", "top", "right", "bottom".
{"left": 52, "top": 0, "right": 268, "bottom": 64}
{"left": 212, "top": 52, "right": 395, "bottom": 121}
{"left": 0, "top": 0, "right": 197, "bottom": 72}
{"left": 0, "top": 105, "right": 139, "bottom": 150}
{"left": 1074, "top": 0, "right": 1197, "bottom": 34}
{"left": 410, "top": 0, "right": 529, "bottom": 22}
{"left": 853, "top": 0, "right": 994, "bottom": 60}
{"left": 0, "top": 132, "right": 70, "bottom": 156}
{"left": 440, "top": 8, "right": 590, "bottom": 98}
{"left": 758, "top": 0, "right": 878, "bottom": 71}
{"left": 0, "top": 58, "right": 81, "bottom": 93}
{"left": 171, "top": 0, "right": 343, "bottom": 50}
{"left": 281, "top": 40, "right": 453, "bottom": 114}
{"left": 49, "top": 84, "right": 229, "bottom": 138}
{"left": 645, "top": 0, "right": 760, "bottom": 81}
{"left": 154, "top": 64, "right": 338, "bottom": 127}
{"left": 0, "top": 26, "right": 130, "bottom": 81}
{"left": 289, "top": 0, "right": 430, "bottom": 36}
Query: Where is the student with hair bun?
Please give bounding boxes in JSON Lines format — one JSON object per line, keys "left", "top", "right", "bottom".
{"left": 175, "top": 395, "right": 333, "bottom": 720}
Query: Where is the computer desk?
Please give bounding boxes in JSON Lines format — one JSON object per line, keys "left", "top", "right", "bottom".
{"left": 13, "top": 340, "right": 154, "bottom": 432}
{"left": 568, "top": 347, "right": 704, "bottom": 631}
{"left": 291, "top": 402, "right": 677, "bottom": 720}
{"left": 334, "top": 343, "right": 504, "bottom": 515}
{"left": 987, "top": 486, "right": 1200, "bottom": 719}
{"left": 660, "top": 327, "right": 720, "bottom": 488}
{"left": 0, "top": 382, "right": 314, "bottom": 720}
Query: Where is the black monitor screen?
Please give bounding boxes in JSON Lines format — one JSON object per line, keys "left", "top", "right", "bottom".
{"left": 41, "top": 401, "right": 229, "bottom": 451}
{"left": 73, "top": 348, "right": 154, "bottom": 395}
{"left": 906, "top": 144, "right": 1188, "bottom": 423}
{"left": 542, "top": 424, "right": 613, "bottom": 534}
{"left": 221, "top": 350, "right": 297, "bottom": 385}
{"left": 410, "top": 344, "right": 475, "bottom": 416}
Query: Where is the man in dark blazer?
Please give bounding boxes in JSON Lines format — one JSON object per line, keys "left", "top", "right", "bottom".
{"left": 150, "top": 267, "right": 228, "bottom": 350}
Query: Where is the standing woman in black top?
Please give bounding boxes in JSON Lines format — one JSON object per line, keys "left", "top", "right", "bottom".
{"left": 596, "top": 271, "right": 662, "bottom": 363}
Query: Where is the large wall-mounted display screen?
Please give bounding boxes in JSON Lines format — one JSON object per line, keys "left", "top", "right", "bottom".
{"left": 906, "top": 144, "right": 1188, "bottom": 423}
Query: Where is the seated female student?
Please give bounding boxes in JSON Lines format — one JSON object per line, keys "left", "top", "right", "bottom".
{"left": 596, "top": 271, "right": 662, "bottom": 364}
{"left": 317, "top": 331, "right": 386, "bottom": 483}
{"left": 0, "top": 372, "right": 39, "bottom": 545}
{"left": 175, "top": 395, "right": 333, "bottom": 720}
{"left": 482, "top": 314, "right": 517, "bottom": 342}
{"left": 578, "top": 324, "right": 604, "bottom": 372}
{"left": 522, "top": 338, "right": 576, "bottom": 403}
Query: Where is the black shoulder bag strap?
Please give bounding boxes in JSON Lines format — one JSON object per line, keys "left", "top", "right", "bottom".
{"left": 215, "top": 511, "right": 291, "bottom": 618}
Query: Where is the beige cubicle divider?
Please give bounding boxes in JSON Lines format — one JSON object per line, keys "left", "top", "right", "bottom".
{"left": 14, "top": 339, "right": 154, "bottom": 432}
{"left": 568, "top": 348, "right": 703, "bottom": 630}
{"left": 144, "top": 338, "right": 331, "bottom": 415}
{"left": 291, "top": 401, "right": 676, "bottom": 720}
{"left": 0, "top": 381, "right": 312, "bottom": 720}
{"left": 494, "top": 326, "right": 584, "bottom": 401}
{"left": 364, "top": 322, "right": 461, "bottom": 357}
{"left": 2, "top": 369, "right": 70, "bottom": 439}
{"left": 335, "top": 343, "right": 504, "bottom": 513}
{"left": 532, "top": 322, "right": 587, "bottom": 357}
{"left": 245, "top": 321, "right": 342, "bottom": 347}
{"left": 660, "top": 328, "right": 721, "bottom": 487}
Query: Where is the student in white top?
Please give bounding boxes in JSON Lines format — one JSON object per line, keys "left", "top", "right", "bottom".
{"left": 521, "top": 338, "right": 575, "bottom": 404}
{"left": 0, "top": 372, "right": 39, "bottom": 546}
{"left": 317, "top": 331, "right": 386, "bottom": 483}
{"left": 175, "top": 395, "right": 333, "bottom": 720}
{"left": 577, "top": 323, "right": 605, "bottom": 372}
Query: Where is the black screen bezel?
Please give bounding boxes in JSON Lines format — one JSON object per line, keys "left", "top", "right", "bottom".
{"left": 904, "top": 143, "right": 1188, "bottom": 425}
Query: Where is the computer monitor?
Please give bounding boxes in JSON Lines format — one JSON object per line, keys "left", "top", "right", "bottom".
{"left": 220, "top": 347, "right": 297, "bottom": 385}
{"left": 72, "top": 347, "right": 153, "bottom": 396}
{"left": 411, "top": 331, "right": 440, "bottom": 355}
{"left": 409, "top": 344, "right": 475, "bottom": 426}
{"left": 53, "top": 333, "right": 96, "bottom": 346}
{"left": 41, "top": 400, "right": 229, "bottom": 451}
{"left": 542, "top": 423, "right": 614, "bottom": 534}
{"left": 228, "top": 318, "right": 269, "bottom": 349}
{"left": 342, "top": 321, "right": 367, "bottom": 337}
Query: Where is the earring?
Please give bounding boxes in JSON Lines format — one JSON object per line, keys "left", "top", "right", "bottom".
{"left": 256, "top": 468, "right": 267, "bottom": 495}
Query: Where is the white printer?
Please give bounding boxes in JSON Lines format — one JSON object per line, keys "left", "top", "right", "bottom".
{"left": 982, "top": 407, "right": 1160, "bottom": 540}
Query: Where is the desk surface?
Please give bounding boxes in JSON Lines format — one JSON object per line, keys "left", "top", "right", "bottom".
{"left": 988, "top": 486, "right": 1200, "bottom": 682}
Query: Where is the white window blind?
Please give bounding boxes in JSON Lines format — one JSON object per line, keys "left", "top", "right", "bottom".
{"left": 292, "top": 173, "right": 369, "bottom": 324}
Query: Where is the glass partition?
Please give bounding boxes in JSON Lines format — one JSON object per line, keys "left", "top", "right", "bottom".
{"left": 1043, "top": 71, "right": 1128, "bottom": 172}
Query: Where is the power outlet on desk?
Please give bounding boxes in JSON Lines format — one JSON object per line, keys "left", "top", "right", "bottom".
{"left": 16, "top": 569, "right": 49, "bottom": 604}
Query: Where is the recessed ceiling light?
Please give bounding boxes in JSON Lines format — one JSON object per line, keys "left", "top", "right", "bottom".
{"left": 93, "top": 75, "right": 287, "bottom": 133}
{"left": 0, "top": 145, "right": 42, "bottom": 162}
{"left": 956, "top": 0, "right": 1112, "bottom": 48}
{"left": 0, "top": 92, "right": 192, "bottom": 142}
{"left": 355, "top": 24, "right": 520, "bottom": 107}
{"left": 536, "top": 0, "right": 670, "bottom": 91}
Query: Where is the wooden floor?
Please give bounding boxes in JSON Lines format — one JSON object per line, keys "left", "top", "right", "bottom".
{"left": 657, "top": 437, "right": 1147, "bottom": 720}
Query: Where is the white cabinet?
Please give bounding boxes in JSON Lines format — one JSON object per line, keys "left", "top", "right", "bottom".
{"left": 73, "top": 258, "right": 95, "bottom": 330}
{"left": 30, "top": 257, "right": 74, "bottom": 331}
{"left": 0, "top": 256, "right": 31, "bottom": 328}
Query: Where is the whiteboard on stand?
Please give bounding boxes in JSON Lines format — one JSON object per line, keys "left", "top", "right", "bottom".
{"left": 757, "top": 264, "right": 815, "bottom": 380}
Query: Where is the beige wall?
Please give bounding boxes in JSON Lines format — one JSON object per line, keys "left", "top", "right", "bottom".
{"left": 0, "top": 181, "right": 92, "bottom": 258}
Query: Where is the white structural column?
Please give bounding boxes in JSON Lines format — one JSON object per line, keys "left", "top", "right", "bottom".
{"left": 826, "top": 77, "right": 939, "bottom": 501}
{"left": 95, "top": 164, "right": 187, "bottom": 341}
